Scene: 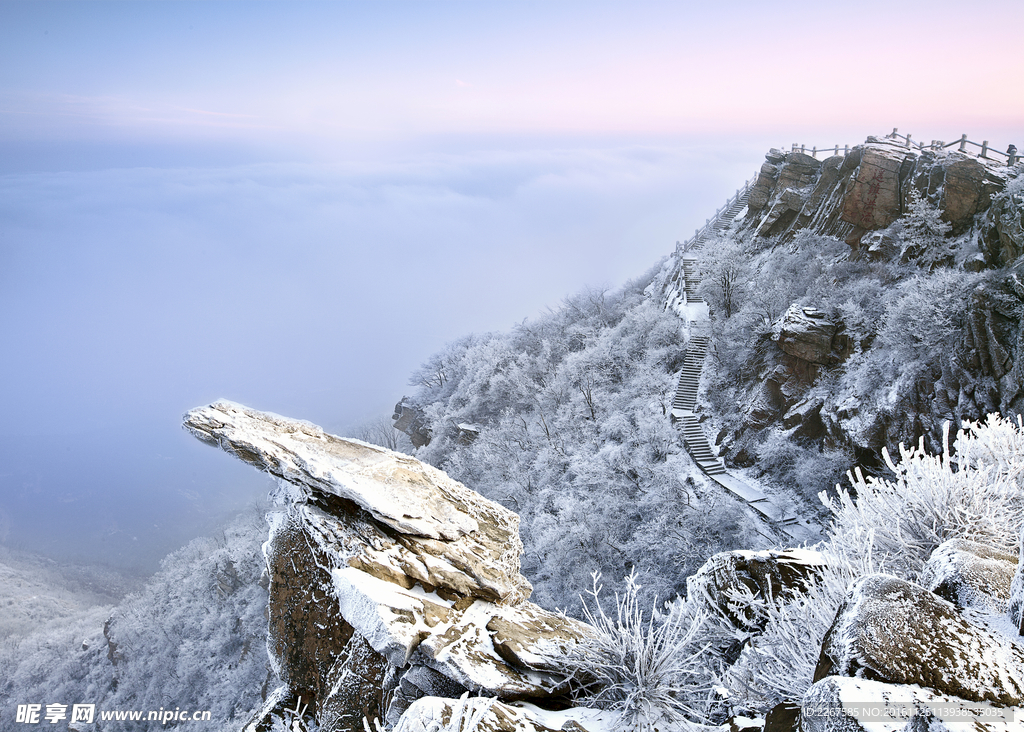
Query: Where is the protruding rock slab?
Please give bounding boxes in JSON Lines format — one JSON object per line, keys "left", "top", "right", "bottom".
{"left": 815, "top": 574, "right": 1024, "bottom": 706}
{"left": 920, "top": 538, "right": 1017, "bottom": 614}
{"left": 184, "top": 400, "right": 595, "bottom": 727}
{"left": 802, "top": 676, "right": 1021, "bottom": 732}
{"left": 185, "top": 400, "right": 531, "bottom": 605}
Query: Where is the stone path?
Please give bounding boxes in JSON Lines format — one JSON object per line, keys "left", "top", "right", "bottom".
{"left": 668, "top": 187, "right": 818, "bottom": 544}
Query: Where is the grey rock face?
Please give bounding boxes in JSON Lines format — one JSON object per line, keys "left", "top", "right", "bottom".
{"left": 920, "top": 538, "right": 1018, "bottom": 614}
{"left": 815, "top": 573, "right": 1024, "bottom": 707}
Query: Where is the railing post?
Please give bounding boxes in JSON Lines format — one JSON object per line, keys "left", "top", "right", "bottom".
{"left": 959, "top": 134, "right": 967, "bottom": 152}
{"left": 906, "top": 134, "right": 912, "bottom": 148}
{"left": 891, "top": 127, "right": 898, "bottom": 138}
{"left": 981, "top": 141, "right": 989, "bottom": 159}
{"left": 1009, "top": 145, "right": 1018, "bottom": 166}
{"left": 812, "top": 146, "right": 817, "bottom": 157}
{"left": 844, "top": 145, "right": 849, "bottom": 155}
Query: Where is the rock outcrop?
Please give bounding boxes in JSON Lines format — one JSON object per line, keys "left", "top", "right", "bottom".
{"left": 184, "top": 400, "right": 592, "bottom": 732}
{"left": 743, "top": 137, "right": 1014, "bottom": 249}
{"left": 814, "top": 573, "right": 1024, "bottom": 707}
{"left": 393, "top": 399, "right": 432, "bottom": 448}
{"left": 687, "top": 547, "right": 826, "bottom": 631}
{"left": 772, "top": 306, "right": 840, "bottom": 366}
{"left": 920, "top": 538, "right": 1018, "bottom": 615}
{"left": 697, "top": 136, "right": 1024, "bottom": 460}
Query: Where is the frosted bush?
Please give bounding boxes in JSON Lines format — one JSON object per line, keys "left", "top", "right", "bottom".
{"left": 822, "top": 415, "right": 1024, "bottom": 580}
{"left": 564, "top": 571, "right": 720, "bottom": 731}
{"left": 718, "top": 536, "right": 881, "bottom": 713}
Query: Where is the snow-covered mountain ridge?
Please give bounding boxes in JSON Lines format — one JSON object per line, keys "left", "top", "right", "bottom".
{"left": 655, "top": 134, "right": 1024, "bottom": 491}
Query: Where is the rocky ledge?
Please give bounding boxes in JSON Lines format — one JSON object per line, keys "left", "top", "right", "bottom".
{"left": 183, "top": 401, "right": 597, "bottom": 732}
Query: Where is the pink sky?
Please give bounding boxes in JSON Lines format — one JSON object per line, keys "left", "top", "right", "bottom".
{"left": 2, "top": 1, "right": 1021, "bottom": 156}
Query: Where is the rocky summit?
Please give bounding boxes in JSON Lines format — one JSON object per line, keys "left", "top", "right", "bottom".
{"left": 183, "top": 400, "right": 596, "bottom": 732}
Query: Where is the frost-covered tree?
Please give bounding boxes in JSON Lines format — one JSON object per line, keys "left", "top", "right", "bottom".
{"left": 0, "top": 505, "right": 272, "bottom": 731}
{"left": 401, "top": 273, "right": 761, "bottom": 614}
{"left": 707, "top": 414, "right": 1024, "bottom": 716}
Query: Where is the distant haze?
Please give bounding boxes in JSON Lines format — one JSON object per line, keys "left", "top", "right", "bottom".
{"left": 1, "top": 0, "right": 1021, "bottom": 573}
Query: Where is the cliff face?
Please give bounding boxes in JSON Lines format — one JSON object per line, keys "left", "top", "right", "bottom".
{"left": 742, "top": 137, "right": 1015, "bottom": 260}
{"left": 183, "top": 401, "right": 596, "bottom": 732}
{"left": 679, "top": 136, "right": 1024, "bottom": 461}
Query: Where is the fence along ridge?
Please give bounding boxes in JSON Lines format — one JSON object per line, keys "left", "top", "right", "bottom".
{"left": 678, "top": 128, "right": 1019, "bottom": 253}
{"left": 884, "top": 128, "right": 1020, "bottom": 165}
{"left": 677, "top": 173, "right": 759, "bottom": 253}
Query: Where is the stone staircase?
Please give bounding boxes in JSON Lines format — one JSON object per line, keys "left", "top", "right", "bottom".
{"left": 671, "top": 335, "right": 726, "bottom": 476}
{"left": 668, "top": 185, "right": 817, "bottom": 543}
{"left": 681, "top": 258, "right": 702, "bottom": 303}
{"left": 678, "top": 174, "right": 757, "bottom": 254}
{"left": 671, "top": 335, "right": 708, "bottom": 413}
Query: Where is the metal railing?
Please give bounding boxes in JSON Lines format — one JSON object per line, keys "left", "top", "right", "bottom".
{"left": 885, "top": 128, "right": 1019, "bottom": 166}
{"left": 787, "top": 143, "right": 851, "bottom": 158}
{"left": 678, "top": 173, "right": 759, "bottom": 253}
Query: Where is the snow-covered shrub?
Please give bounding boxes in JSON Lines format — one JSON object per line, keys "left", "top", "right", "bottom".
{"left": 564, "top": 571, "right": 720, "bottom": 731}
{"left": 0, "top": 504, "right": 272, "bottom": 731}
{"left": 876, "top": 268, "right": 981, "bottom": 369}
{"left": 403, "top": 274, "right": 753, "bottom": 614}
{"left": 822, "top": 415, "right": 1024, "bottom": 580}
{"left": 717, "top": 537, "right": 881, "bottom": 714}
{"left": 895, "top": 188, "right": 957, "bottom": 267}
{"left": 753, "top": 430, "right": 852, "bottom": 509}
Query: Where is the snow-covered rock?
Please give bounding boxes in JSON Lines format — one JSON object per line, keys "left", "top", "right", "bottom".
{"left": 184, "top": 400, "right": 531, "bottom": 605}
{"left": 772, "top": 306, "right": 838, "bottom": 366}
{"left": 815, "top": 573, "right": 1024, "bottom": 707}
{"left": 687, "top": 547, "right": 827, "bottom": 631}
{"left": 392, "top": 696, "right": 615, "bottom": 732}
{"left": 185, "top": 401, "right": 594, "bottom": 731}
{"left": 920, "top": 538, "right": 1017, "bottom": 614}
{"left": 802, "top": 676, "right": 1021, "bottom": 732}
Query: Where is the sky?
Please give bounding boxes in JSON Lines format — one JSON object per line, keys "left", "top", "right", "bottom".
{"left": 1, "top": 0, "right": 1022, "bottom": 574}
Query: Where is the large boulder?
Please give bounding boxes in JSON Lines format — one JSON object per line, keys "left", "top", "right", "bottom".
{"left": 814, "top": 574, "right": 1024, "bottom": 707}
{"left": 184, "top": 401, "right": 593, "bottom": 731}
{"left": 687, "top": 548, "right": 826, "bottom": 631}
{"left": 772, "top": 306, "right": 838, "bottom": 365}
{"left": 920, "top": 538, "right": 1018, "bottom": 615}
